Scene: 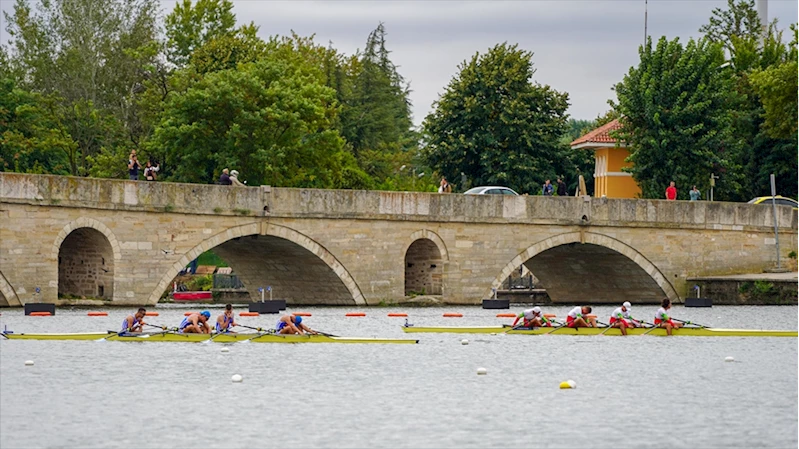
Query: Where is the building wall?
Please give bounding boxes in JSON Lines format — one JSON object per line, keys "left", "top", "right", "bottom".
{"left": 592, "top": 146, "right": 641, "bottom": 199}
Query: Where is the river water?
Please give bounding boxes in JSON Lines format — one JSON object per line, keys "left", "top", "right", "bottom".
{"left": 1, "top": 305, "right": 796, "bottom": 449}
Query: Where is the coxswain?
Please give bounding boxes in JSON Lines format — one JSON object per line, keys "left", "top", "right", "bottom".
{"left": 655, "top": 298, "right": 682, "bottom": 336}
{"left": 216, "top": 304, "right": 238, "bottom": 334}
{"left": 179, "top": 310, "right": 211, "bottom": 334}
{"left": 566, "top": 306, "right": 597, "bottom": 328}
{"left": 511, "top": 307, "right": 550, "bottom": 328}
{"left": 121, "top": 308, "right": 147, "bottom": 334}
{"left": 275, "top": 314, "right": 317, "bottom": 335}
{"left": 609, "top": 301, "right": 638, "bottom": 335}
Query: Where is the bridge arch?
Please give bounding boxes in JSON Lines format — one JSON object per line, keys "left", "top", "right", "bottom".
{"left": 146, "top": 223, "right": 366, "bottom": 306}
{"left": 404, "top": 230, "right": 449, "bottom": 296}
{"left": 52, "top": 218, "right": 121, "bottom": 301}
{"left": 488, "top": 231, "right": 679, "bottom": 303}
{"left": 0, "top": 270, "right": 21, "bottom": 306}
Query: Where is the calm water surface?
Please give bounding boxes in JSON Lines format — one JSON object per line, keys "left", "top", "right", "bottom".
{"left": 1, "top": 305, "right": 796, "bottom": 449}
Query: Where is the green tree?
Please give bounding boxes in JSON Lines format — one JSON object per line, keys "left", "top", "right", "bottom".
{"left": 164, "top": 0, "right": 237, "bottom": 67}
{"left": 0, "top": 78, "right": 74, "bottom": 174}
{"left": 699, "top": 0, "right": 762, "bottom": 53}
{"left": 3, "top": 0, "right": 160, "bottom": 173}
{"left": 422, "top": 43, "right": 569, "bottom": 194}
{"left": 612, "top": 37, "right": 739, "bottom": 200}
{"left": 148, "top": 55, "right": 348, "bottom": 188}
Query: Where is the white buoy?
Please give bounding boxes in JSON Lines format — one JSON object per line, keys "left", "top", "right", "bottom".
{"left": 461, "top": 339, "right": 469, "bottom": 345}
{"left": 231, "top": 374, "right": 243, "bottom": 382}
{"left": 24, "top": 360, "right": 34, "bottom": 366}
{"left": 477, "top": 367, "right": 487, "bottom": 375}
{"left": 221, "top": 347, "right": 230, "bottom": 353}
{"left": 559, "top": 380, "right": 576, "bottom": 389}
{"left": 490, "top": 333, "right": 497, "bottom": 336}
{"left": 725, "top": 356, "right": 735, "bottom": 362}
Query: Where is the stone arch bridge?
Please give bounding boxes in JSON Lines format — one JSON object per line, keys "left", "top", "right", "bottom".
{"left": 0, "top": 173, "right": 796, "bottom": 307}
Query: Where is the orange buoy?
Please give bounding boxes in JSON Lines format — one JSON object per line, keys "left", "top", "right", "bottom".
{"left": 184, "top": 312, "right": 195, "bottom": 316}
{"left": 145, "top": 312, "right": 159, "bottom": 316}
{"left": 29, "top": 312, "right": 51, "bottom": 316}
{"left": 87, "top": 312, "right": 108, "bottom": 316}
{"left": 346, "top": 312, "right": 366, "bottom": 317}
{"left": 240, "top": 312, "right": 259, "bottom": 317}
{"left": 388, "top": 313, "right": 408, "bottom": 317}
{"left": 294, "top": 312, "right": 312, "bottom": 317}
{"left": 443, "top": 313, "right": 463, "bottom": 318}
{"left": 496, "top": 313, "right": 516, "bottom": 318}
{"left": 544, "top": 314, "right": 557, "bottom": 318}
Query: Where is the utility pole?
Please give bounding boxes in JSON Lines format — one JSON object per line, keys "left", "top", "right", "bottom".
{"left": 769, "top": 174, "right": 781, "bottom": 270}
{"left": 709, "top": 173, "right": 719, "bottom": 201}
{"left": 644, "top": 0, "right": 648, "bottom": 46}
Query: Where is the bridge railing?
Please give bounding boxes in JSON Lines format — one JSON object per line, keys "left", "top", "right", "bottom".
{"left": 1, "top": 172, "right": 795, "bottom": 231}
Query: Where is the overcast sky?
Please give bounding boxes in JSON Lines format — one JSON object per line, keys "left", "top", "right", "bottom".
{"left": 1, "top": 0, "right": 797, "bottom": 125}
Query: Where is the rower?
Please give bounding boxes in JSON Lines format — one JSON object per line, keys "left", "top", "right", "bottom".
{"left": 121, "top": 308, "right": 147, "bottom": 334}
{"left": 609, "top": 301, "right": 638, "bottom": 335}
{"left": 216, "top": 304, "right": 239, "bottom": 334}
{"left": 655, "top": 298, "right": 682, "bottom": 336}
{"left": 566, "top": 306, "right": 597, "bottom": 328}
{"left": 179, "top": 310, "right": 211, "bottom": 334}
{"left": 276, "top": 314, "right": 317, "bottom": 335}
{"left": 511, "top": 307, "right": 550, "bottom": 328}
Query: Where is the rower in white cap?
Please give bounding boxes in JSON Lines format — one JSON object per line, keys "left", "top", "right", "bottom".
{"left": 510, "top": 306, "right": 551, "bottom": 329}
{"left": 609, "top": 301, "right": 639, "bottom": 336}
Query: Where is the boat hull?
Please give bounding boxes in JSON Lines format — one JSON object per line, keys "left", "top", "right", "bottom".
{"left": 400, "top": 325, "right": 797, "bottom": 337}
{"left": 2, "top": 332, "right": 419, "bottom": 344}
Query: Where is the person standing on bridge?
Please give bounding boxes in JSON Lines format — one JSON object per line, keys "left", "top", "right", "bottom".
{"left": 556, "top": 178, "right": 567, "bottom": 196}
{"left": 689, "top": 185, "right": 701, "bottom": 201}
{"left": 219, "top": 168, "right": 232, "bottom": 185}
{"left": 128, "top": 154, "right": 142, "bottom": 181}
{"left": 665, "top": 181, "right": 677, "bottom": 200}
{"left": 542, "top": 179, "right": 554, "bottom": 196}
{"left": 438, "top": 177, "right": 452, "bottom": 193}
{"left": 229, "top": 170, "right": 245, "bottom": 187}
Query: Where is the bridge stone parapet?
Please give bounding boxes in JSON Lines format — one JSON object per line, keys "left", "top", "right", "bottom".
{"left": 1, "top": 172, "right": 796, "bottom": 307}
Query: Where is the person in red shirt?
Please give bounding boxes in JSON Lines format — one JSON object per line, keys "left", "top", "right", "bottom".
{"left": 665, "top": 181, "right": 677, "bottom": 200}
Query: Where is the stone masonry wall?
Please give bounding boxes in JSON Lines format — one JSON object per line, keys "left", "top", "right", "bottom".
{"left": 1, "top": 172, "right": 796, "bottom": 306}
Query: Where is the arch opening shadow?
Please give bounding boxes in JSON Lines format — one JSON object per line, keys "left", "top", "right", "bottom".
{"left": 58, "top": 228, "right": 114, "bottom": 300}
{"left": 490, "top": 232, "right": 678, "bottom": 304}
{"left": 526, "top": 243, "right": 666, "bottom": 303}
{"left": 405, "top": 239, "right": 443, "bottom": 296}
{"left": 211, "top": 235, "right": 355, "bottom": 305}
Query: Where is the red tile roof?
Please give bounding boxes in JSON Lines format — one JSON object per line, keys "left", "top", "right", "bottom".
{"left": 570, "top": 118, "right": 623, "bottom": 147}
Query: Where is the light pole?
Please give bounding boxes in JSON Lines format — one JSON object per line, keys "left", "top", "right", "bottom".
{"left": 709, "top": 173, "right": 719, "bottom": 201}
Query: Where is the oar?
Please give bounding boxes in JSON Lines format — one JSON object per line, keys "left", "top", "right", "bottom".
{"left": 99, "top": 330, "right": 121, "bottom": 341}
{"left": 673, "top": 318, "right": 706, "bottom": 328}
{"left": 237, "top": 324, "right": 267, "bottom": 332}
{"left": 543, "top": 321, "right": 571, "bottom": 335}
{"left": 238, "top": 329, "right": 275, "bottom": 344}
{"left": 314, "top": 330, "right": 339, "bottom": 337}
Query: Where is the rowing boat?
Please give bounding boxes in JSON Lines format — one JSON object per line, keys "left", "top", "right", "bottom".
{"left": 1, "top": 331, "right": 419, "bottom": 344}
{"left": 400, "top": 325, "right": 797, "bottom": 337}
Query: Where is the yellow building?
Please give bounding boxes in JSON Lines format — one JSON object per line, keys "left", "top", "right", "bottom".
{"left": 570, "top": 119, "right": 641, "bottom": 199}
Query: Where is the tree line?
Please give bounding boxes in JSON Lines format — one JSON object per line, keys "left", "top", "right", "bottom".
{"left": 1, "top": 0, "right": 795, "bottom": 200}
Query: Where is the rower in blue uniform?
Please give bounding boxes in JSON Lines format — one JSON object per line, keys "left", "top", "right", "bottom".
{"left": 216, "top": 304, "right": 238, "bottom": 334}
{"left": 275, "top": 314, "right": 317, "bottom": 335}
{"left": 179, "top": 310, "right": 211, "bottom": 334}
{"left": 121, "top": 308, "right": 147, "bottom": 334}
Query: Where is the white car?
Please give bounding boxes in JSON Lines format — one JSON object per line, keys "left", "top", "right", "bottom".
{"left": 464, "top": 186, "right": 519, "bottom": 196}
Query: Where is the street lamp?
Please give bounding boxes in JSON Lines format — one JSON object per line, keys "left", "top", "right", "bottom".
{"left": 709, "top": 173, "right": 719, "bottom": 201}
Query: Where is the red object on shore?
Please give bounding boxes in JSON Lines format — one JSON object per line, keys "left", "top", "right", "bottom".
{"left": 172, "top": 291, "right": 212, "bottom": 301}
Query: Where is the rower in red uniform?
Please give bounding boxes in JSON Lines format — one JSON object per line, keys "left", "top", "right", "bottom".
{"left": 566, "top": 306, "right": 597, "bottom": 328}
{"left": 511, "top": 307, "right": 551, "bottom": 328}
{"left": 654, "top": 298, "right": 682, "bottom": 336}
{"left": 609, "top": 301, "right": 638, "bottom": 336}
